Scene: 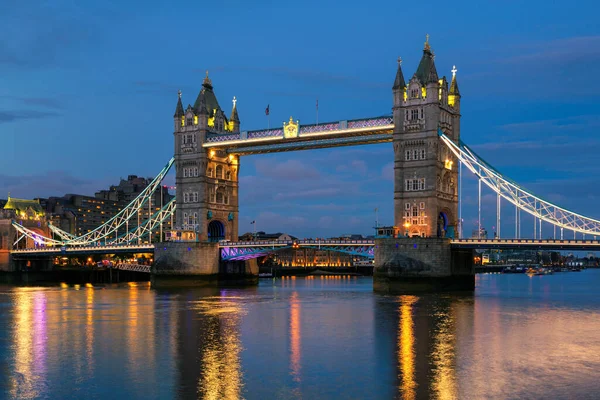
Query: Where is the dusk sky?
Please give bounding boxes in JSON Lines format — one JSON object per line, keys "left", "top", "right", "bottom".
{"left": 1, "top": 0, "right": 599, "bottom": 239}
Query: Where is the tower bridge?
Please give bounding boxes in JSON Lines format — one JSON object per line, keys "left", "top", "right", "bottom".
{"left": 5, "top": 37, "right": 600, "bottom": 292}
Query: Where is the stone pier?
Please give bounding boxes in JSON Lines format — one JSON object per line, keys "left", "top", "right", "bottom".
{"left": 373, "top": 238, "right": 474, "bottom": 294}
{"left": 152, "top": 242, "right": 258, "bottom": 288}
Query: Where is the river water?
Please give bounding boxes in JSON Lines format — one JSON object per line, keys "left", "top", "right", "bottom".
{"left": 1, "top": 271, "right": 600, "bottom": 400}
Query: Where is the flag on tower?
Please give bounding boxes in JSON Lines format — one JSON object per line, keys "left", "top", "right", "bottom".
{"left": 250, "top": 220, "right": 255, "bottom": 224}
{"left": 265, "top": 105, "right": 269, "bottom": 116}
{"left": 316, "top": 99, "right": 318, "bottom": 110}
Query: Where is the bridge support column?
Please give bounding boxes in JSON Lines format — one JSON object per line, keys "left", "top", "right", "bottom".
{"left": 152, "top": 242, "right": 257, "bottom": 288}
{"left": 373, "top": 238, "right": 474, "bottom": 294}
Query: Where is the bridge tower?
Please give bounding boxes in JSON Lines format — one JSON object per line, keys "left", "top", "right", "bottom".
{"left": 173, "top": 72, "right": 240, "bottom": 242}
{"left": 392, "top": 37, "right": 461, "bottom": 238}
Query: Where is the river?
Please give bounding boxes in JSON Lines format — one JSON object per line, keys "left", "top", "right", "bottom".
{"left": 1, "top": 271, "right": 600, "bottom": 399}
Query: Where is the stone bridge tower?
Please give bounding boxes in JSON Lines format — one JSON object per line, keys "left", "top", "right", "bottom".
{"left": 392, "top": 37, "right": 462, "bottom": 238}
{"left": 173, "top": 72, "right": 239, "bottom": 242}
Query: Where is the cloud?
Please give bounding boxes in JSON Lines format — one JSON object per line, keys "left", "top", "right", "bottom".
{"left": 0, "top": 171, "right": 114, "bottom": 199}
{"left": 503, "top": 36, "right": 600, "bottom": 65}
{"left": 254, "top": 158, "right": 321, "bottom": 180}
{"left": 0, "top": 110, "right": 61, "bottom": 123}
{"left": 274, "top": 188, "right": 342, "bottom": 201}
{"left": 207, "top": 65, "right": 388, "bottom": 91}
{"left": 0, "top": 96, "right": 64, "bottom": 110}
{"left": 381, "top": 162, "right": 394, "bottom": 180}
{"left": 133, "top": 80, "right": 186, "bottom": 95}
{"left": 0, "top": 3, "right": 95, "bottom": 69}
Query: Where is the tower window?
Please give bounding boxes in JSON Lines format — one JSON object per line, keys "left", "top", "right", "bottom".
{"left": 410, "top": 109, "right": 419, "bottom": 120}
{"left": 410, "top": 89, "right": 419, "bottom": 99}
{"left": 226, "top": 170, "right": 231, "bottom": 180}
{"left": 405, "top": 150, "right": 411, "bottom": 161}
{"left": 216, "top": 165, "right": 223, "bottom": 179}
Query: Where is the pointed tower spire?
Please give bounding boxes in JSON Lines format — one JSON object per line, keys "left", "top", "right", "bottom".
{"left": 173, "top": 90, "right": 184, "bottom": 118}
{"left": 203, "top": 70, "right": 212, "bottom": 89}
{"left": 448, "top": 65, "right": 461, "bottom": 108}
{"left": 230, "top": 96, "right": 240, "bottom": 122}
{"left": 392, "top": 57, "right": 406, "bottom": 90}
{"left": 415, "top": 34, "right": 438, "bottom": 85}
{"left": 449, "top": 65, "right": 460, "bottom": 96}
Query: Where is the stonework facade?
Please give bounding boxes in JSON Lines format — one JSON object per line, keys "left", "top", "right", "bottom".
{"left": 392, "top": 39, "right": 462, "bottom": 238}
{"left": 173, "top": 74, "right": 240, "bottom": 242}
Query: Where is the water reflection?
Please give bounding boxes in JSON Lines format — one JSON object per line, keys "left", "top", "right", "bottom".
{"left": 398, "top": 296, "right": 417, "bottom": 400}
{"left": 174, "top": 288, "right": 244, "bottom": 400}
{"left": 289, "top": 291, "right": 301, "bottom": 384}
{"left": 3, "top": 274, "right": 600, "bottom": 399}
{"left": 377, "top": 294, "right": 468, "bottom": 400}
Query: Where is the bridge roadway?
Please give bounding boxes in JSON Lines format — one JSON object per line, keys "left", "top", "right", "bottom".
{"left": 10, "top": 239, "right": 600, "bottom": 258}
{"left": 11, "top": 244, "right": 155, "bottom": 257}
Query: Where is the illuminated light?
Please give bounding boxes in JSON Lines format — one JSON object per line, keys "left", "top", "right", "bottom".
{"left": 403, "top": 89, "right": 407, "bottom": 102}
{"left": 444, "top": 159, "right": 453, "bottom": 170}
{"left": 74, "top": 284, "right": 81, "bottom": 290}
{"left": 448, "top": 95, "right": 456, "bottom": 107}
{"left": 399, "top": 296, "right": 418, "bottom": 400}
{"left": 194, "top": 115, "right": 198, "bottom": 125}
{"left": 209, "top": 150, "right": 216, "bottom": 158}
{"left": 181, "top": 116, "right": 185, "bottom": 127}
{"left": 85, "top": 283, "right": 93, "bottom": 288}
{"left": 421, "top": 87, "right": 427, "bottom": 99}
{"left": 60, "top": 282, "right": 68, "bottom": 289}
{"left": 208, "top": 116, "right": 215, "bottom": 127}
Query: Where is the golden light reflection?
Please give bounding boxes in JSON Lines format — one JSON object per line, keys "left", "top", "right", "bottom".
{"left": 430, "top": 305, "right": 458, "bottom": 399}
{"left": 85, "top": 287, "right": 95, "bottom": 376}
{"left": 398, "top": 296, "right": 418, "bottom": 400}
{"left": 290, "top": 291, "right": 301, "bottom": 383}
{"left": 195, "top": 297, "right": 244, "bottom": 400}
{"left": 10, "top": 290, "right": 47, "bottom": 399}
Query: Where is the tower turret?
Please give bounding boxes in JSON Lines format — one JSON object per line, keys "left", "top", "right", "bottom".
{"left": 229, "top": 96, "right": 240, "bottom": 133}
{"left": 393, "top": 36, "right": 460, "bottom": 239}
{"left": 448, "top": 65, "right": 461, "bottom": 111}
{"left": 173, "top": 90, "right": 184, "bottom": 130}
{"left": 392, "top": 57, "right": 406, "bottom": 106}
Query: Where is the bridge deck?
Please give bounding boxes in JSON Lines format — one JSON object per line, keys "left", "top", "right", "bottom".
{"left": 11, "top": 239, "right": 600, "bottom": 258}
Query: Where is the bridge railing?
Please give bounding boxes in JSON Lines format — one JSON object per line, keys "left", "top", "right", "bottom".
{"left": 12, "top": 244, "right": 155, "bottom": 253}
{"left": 115, "top": 263, "right": 151, "bottom": 273}
{"left": 453, "top": 238, "right": 600, "bottom": 245}
{"left": 220, "top": 239, "right": 375, "bottom": 247}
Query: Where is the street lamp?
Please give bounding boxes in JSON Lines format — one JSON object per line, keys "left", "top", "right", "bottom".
{"left": 403, "top": 222, "right": 411, "bottom": 238}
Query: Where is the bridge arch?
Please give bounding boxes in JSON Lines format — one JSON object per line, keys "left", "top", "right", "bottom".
{"left": 438, "top": 207, "right": 455, "bottom": 238}
{"left": 208, "top": 220, "right": 225, "bottom": 242}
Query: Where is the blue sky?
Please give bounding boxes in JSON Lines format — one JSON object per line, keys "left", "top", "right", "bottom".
{"left": 1, "top": 0, "right": 599, "bottom": 239}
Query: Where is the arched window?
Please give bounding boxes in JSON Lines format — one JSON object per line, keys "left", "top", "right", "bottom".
{"left": 183, "top": 193, "right": 189, "bottom": 203}
{"left": 225, "top": 170, "right": 231, "bottom": 180}
{"left": 216, "top": 192, "right": 223, "bottom": 204}
{"left": 216, "top": 165, "right": 223, "bottom": 179}
{"left": 193, "top": 167, "right": 198, "bottom": 177}
{"left": 207, "top": 167, "right": 213, "bottom": 177}
{"left": 183, "top": 212, "right": 188, "bottom": 225}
